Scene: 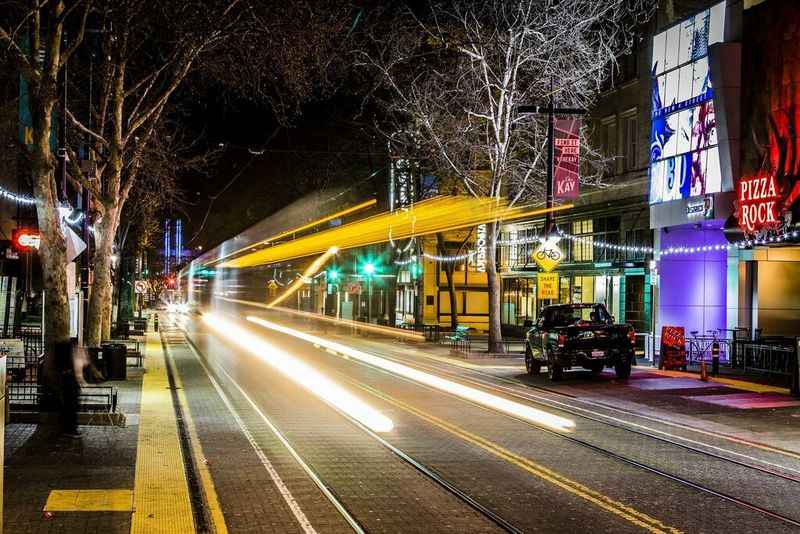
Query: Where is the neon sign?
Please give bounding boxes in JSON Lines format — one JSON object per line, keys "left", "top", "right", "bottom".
{"left": 737, "top": 172, "right": 782, "bottom": 233}
{"left": 12, "top": 229, "right": 40, "bottom": 250}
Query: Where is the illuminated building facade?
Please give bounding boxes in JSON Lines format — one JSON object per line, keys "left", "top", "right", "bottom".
{"left": 651, "top": 0, "right": 800, "bottom": 339}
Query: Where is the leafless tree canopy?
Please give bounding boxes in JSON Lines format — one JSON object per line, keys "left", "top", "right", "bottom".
{"left": 363, "top": 0, "right": 654, "bottom": 204}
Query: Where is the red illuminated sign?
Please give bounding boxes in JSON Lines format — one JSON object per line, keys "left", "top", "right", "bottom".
{"left": 737, "top": 172, "right": 782, "bottom": 233}
{"left": 12, "top": 229, "right": 40, "bottom": 250}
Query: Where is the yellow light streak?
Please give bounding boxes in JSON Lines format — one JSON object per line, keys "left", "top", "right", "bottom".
{"left": 206, "top": 199, "right": 377, "bottom": 267}
{"left": 202, "top": 313, "right": 394, "bottom": 433}
{"left": 220, "top": 196, "right": 573, "bottom": 268}
{"left": 246, "top": 316, "right": 575, "bottom": 432}
{"left": 218, "top": 296, "right": 426, "bottom": 341}
{"left": 267, "top": 246, "right": 338, "bottom": 308}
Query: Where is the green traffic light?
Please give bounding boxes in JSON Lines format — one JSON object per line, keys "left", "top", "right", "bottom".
{"left": 363, "top": 262, "right": 376, "bottom": 275}
{"left": 328, "top": 268, "right": 339, "bottom": 280}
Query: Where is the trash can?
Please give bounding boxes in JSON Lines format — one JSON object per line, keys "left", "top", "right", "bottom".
{"left": 87, "top": 347, "right": 106, "bottom": 379}
{"left": 116, "top": 321, "right": 130, "bottom": 339}
{"left": 102, "top": 343, "right": 127, "bottom": 380}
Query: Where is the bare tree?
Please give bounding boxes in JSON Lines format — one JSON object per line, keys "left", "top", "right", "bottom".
{"left": 0, "top": 1, "right": 93, "bottom": 400}
{"left": 363, "top": 0, "right": 652, "bottom": 352}
{"left": 61, "top": 0, "right": 247, "bottom": 346}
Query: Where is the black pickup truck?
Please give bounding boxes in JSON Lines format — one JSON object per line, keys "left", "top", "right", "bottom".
{"left": 524, "top": 303, "right": 636, "bottom": 381}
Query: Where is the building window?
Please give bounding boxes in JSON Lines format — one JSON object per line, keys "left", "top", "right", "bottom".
{"left": 572, "top": 219, "right": 594, "bottom": 262}
{"left": 624, "top": 114, "right": 638, "bottom": 171}
{"left": 601, "top": 117, "right": 618, "bottom": 175}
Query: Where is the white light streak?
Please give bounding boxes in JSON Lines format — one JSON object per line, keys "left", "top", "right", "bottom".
{"left": 246, "top": 316, "right": 576, "bottom": 432}
{"left": 202, "top": 313, "right": 394, "bottom": 433}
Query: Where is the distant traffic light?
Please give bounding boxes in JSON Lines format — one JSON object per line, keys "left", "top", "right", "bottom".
{"left": 362, "top": 262, "right": 376, "bottom": 276}
{"left": 327, "top": 268, "right": 339, "bottom": 281}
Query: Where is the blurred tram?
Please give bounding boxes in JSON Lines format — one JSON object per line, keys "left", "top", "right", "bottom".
{"left": 177, "top": 189, "right": 383, "bottom": 320}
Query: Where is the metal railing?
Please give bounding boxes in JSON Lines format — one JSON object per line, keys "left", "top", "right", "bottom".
{"left": 733, "top": 338, "right": 795, "bottom": 377}
{"left": 398, "top": 323, "right": 441, "bottom": 342}
{"left": 7, "top": 384, "right": 118, "bottom": 413}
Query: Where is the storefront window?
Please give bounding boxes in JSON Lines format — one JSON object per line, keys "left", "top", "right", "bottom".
{"left": 501, "top": 278, "right": 537, "bottom": 326}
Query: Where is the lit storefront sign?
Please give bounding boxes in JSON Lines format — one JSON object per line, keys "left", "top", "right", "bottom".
{"left": 475, "top": 224, "right": 487, "bottom": 272}
{"left": 736, "top": 172, "right": 782, "bottom": 233}
{"left": 686, "top": 195, "right": 714, "bottom": 218}
{"left": 12, "top": 229, "right": 40, "bottom": 250}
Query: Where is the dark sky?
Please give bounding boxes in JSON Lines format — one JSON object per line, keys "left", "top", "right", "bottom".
{"left": 177, "top": 95, "right": 388, "bottom": 254}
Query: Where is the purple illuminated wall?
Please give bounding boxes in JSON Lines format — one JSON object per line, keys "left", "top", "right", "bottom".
{"left": 658, "top": 224, "right": 728, "bottom": 336}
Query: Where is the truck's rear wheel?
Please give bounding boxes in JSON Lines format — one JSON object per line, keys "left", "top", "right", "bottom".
{"left": 615, "top": 357, "right": 632, "bottom": 379}
{"left": 525, "top": 345, "right": 541, "bottom": 376}
{"left": 547, "top": 352, "right": 563, "bottom": 381}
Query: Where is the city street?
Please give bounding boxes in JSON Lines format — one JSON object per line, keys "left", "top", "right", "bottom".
{"left": 152, "top": 308, "right": 800, "bottom": 533}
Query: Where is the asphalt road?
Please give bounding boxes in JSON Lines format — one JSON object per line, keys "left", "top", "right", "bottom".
{"left": 167, "top": 309, "right": 800, "bottom": 534}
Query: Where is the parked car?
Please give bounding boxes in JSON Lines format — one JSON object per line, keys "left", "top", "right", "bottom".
{"left": 524, "top": 303, "right": 636, "bottom": 381}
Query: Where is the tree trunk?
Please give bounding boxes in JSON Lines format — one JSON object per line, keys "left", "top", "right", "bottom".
{"left": 86, "top": 207, "right": 118, "bottom": 346}
{"left": 436, "top": 233, "right": 458, "bottom": 329}
{"left": 485, "top": 221, "right": 503, "bottom": 354}
{"left": 30, "top": 104, "right": 71, "bottom": 403}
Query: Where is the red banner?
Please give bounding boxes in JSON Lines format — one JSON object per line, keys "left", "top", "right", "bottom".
{"left": 553, "top": 118, "right": 581, "bottom": 199}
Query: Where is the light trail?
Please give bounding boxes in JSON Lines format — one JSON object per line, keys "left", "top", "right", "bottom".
{"left": 220, "top": 196, "right": 573, "bottom": 268}
{"left": 216, "top": 296, "right": 425, "bottom": 341}
{"left": 267, "top": 247, "right": 338, "bottom": 308}
{"left": 246, "top": 316, "right": 575, "bottom": 433}
{"left": 201, "top": 313, "right": 394, "bottom": 433}
{"left": 204, "top": 198, "right": 377, "bottom": 268}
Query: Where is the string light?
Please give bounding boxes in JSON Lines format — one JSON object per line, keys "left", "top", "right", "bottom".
{"left": 0, "top": 186, "right": 35, "bottom": 205}
{"left": 389, "top": 229, "right": 800, "bottom": 264}
{"left": 393, "top": 255, "right": 419, "bottom": 266}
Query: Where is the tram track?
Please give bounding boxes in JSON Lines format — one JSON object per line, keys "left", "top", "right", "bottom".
{"left": 178, "top": 319, "right": 525, "bottom": 534}
{"left": 245, "top": 316, "right": 800, "bottom": 530}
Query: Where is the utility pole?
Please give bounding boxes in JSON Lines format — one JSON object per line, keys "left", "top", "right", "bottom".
{"left": 517, "top": 82, "right": 587, "bottom": 238}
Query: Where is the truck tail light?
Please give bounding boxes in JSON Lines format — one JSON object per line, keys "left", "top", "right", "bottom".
{"left": 628, "top": 329, "right": 636, "bottom": 345}
{"left": 558, "top": 333, "right": 566, "bottom": 348}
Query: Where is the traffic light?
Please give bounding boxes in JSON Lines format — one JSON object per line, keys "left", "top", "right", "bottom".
{"left": 166, "top": 276, "right": 176, "bottom": 288}
{"left": 327, "top": 267, "right": 339, "bottom": 281}
{"left": 410, "top": 262, "right": 421, "bottom": 279}
{"left": 363, "top": 262, "right": 375, "bottom": 275}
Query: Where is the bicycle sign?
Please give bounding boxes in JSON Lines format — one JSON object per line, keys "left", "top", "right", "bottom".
{"left": 532, "top": 237, "right": 563, "bottom": 272}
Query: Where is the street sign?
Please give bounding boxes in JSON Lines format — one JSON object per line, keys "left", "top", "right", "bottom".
{"left": 134, "top": 280, "right": 148, "bottom": 294}
{"left": 533, "top": 236, "right": 563, "bottom": 272}
{"left": 537, "top": 272, "right": 559, "bottom": 299}
{"left": 346, "top": 282, "right": 361, "bottom": 295}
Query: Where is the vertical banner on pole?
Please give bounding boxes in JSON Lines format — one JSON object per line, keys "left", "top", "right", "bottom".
{"left": 553, "top": 118, "right": 581, "bottom": 199}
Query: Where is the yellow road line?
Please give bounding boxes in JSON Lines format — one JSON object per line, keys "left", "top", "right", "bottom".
{"left": 45, "top": 489, "right": 133, "bottom": 512}
{"left": 353, "top": 381, "right": 682, "bottom": 534}
{"left": 131, "top": 333, "right": 195, "bottom": 534}
{"left": 165, "top": 337, "right": 229, "bottom": 534}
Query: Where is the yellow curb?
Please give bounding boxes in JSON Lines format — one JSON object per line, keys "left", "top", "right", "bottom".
{"left": 637, "top": 366, "right": 790, "bottom": 394}
{"left": 130, "top": 333, "right": 195, "bottom": 534}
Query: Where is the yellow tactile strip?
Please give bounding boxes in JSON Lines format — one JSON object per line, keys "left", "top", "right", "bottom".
{"left": 130, "top": 333, "right": 195, "bottom": 533}
{"left": 45, "top": 489, "right": 134, "bottom": 512}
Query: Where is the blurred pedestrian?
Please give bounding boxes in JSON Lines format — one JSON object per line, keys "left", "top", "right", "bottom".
{"left": 55, "top": 340, "right": 80, "bottom": 438}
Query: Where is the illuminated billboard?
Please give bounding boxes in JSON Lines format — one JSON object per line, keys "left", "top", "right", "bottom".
{"left": 649, "top": 2, "right": 726, "bottom": 205}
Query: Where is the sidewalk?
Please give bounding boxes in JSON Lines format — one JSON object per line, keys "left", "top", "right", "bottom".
{"left": 4, "top": 371, "right": 141, "bottom": 533}
{"left": 2, "top": 330, "right": 197, "bottom": 534}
